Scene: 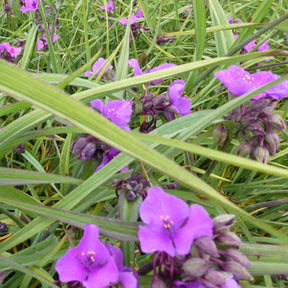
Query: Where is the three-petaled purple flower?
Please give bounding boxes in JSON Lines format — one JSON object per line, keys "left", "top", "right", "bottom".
{"left": 168, "top": 80, "right": 191, "bottom": 115}
{"left": 138, "top": 187, "right": 213, "bottom": 257}
{"left": 0, "top": 42, "right": 22, "bottom": 62}
{"left": 20, "top": 0, "right": 43, "bottom": 13}
{"left": 119, "top": 8, "right": 143, "bottom": 26}
{"left": 90, "top": 99, "right": 132, "bottom": 131}
{"left": 37, "top": 30, "right": 60, "bottom": 51}
{"left": 85, "top": 57, "right": 113, "bottom": 78}
{"left": 101, "top": 0, "right": 114, "bottom": 12}
{"left": 55, "top": 224, "right": 119, "bottom": 288}
{"left": 128, "top": 58, "right": 176, "bottom": 85}
{"left": 215, "top": 65, "right": 288, "bottom": 101}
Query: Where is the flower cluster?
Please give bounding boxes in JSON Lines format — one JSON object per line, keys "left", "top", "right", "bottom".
{"left": 55, "top": 224, "right": 138, "bottom": 288}
{"left": 138, "top": 187, "right": 250, "bottom": 287}
{"left": 214, "top": 65, "right": 287, "bottom": 162}
{"left": 71, "top": 99, "right": 132, "bottom": 171}
{"left": 129, "top": 59, "right": 191, "bottom": 132}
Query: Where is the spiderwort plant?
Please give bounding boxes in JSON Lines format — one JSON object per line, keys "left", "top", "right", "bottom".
{"left": 214, "top": 65, "right": 288, "bottom": 163}
{"left": 85, "top": 57, "right": 114, "bottom": 80}
{"left": 55, "top": 224, "right": 138, "bottom": 288}
{"left": 137, "top": 188, "right": 250, "bottom": 287}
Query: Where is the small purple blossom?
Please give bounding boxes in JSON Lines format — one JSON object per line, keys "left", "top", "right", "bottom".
{"left": 90, "top": 99, "right": 132, "bottom": 131}
{"left": 85, "top": 57, "right": 113, "bottom": 78}
{"left": 0, "top": 42, "right": 22, "bottom": 62}
{"left": 119, "top": 14, "right": 138, "bottom": 26}
{"left": 215, "top": 65, "right": 288, "bottom": 100}
{"left": 20, "top": 0, "right": 43, "bottom": 13}
{"left": 105, "top": 243, "right": 139, "bottom": 288}
{"left": 55, "top": 224, "right": 119, "bottom": 288}
{"left": 37, "top": 31, "right": 60, "bottom": 51}
{"left": 168, "top": 80, "right": 191, "bottom": 116}
{"left": 128, "top": 58, "right": 177, "bottom": 85}
{"left": 101, "top": 0, "right": 114, "bottom": 12}
{"left": 138, "top": 186, "right": 213, "bottom": 257}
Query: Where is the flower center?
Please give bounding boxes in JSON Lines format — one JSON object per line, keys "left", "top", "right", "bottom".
{"left": 243, "top": 74, "right": 254, "bottom": 82}
{"left": 80, "top": 251, "right": 97, "bottom": 271}
{"left": 160, "top": 215, "right": 175, "bottom": 235}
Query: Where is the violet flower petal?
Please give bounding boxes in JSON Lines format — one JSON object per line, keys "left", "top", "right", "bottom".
{"left": 168, "top": 80, "right": 191, "bottom": 115}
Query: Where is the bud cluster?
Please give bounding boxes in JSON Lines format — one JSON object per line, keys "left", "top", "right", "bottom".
{"left": 71, "top": 135, "right": 112, "bottom": 163}
{"left": 112, "top": 172, "right": 150, "bottom": 201}
{"left": 135, "top": 92, "right": 181, "bottom": 133}
{"left": 214, "top": 98, "right": 286, "bottom": 163}
{"left": 146, "top": 215, "right": 252, "bottom": 287}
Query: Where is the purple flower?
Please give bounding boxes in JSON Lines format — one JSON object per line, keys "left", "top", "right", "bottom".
{"left": 101, "top": 0, "right": 114, "bottom": 12}
{"left": 128, "top": 58, "right": 177, "bottom": 85}
{"left": 37, "top": 31, "right": 60, "bottom": 51}
{"left": 85, "top": 57, "right": 113, "bottom": 77}
{"left": 55, "top": 224, "right": 119, "bottom": 288}
{"left": 119, "top": 14, "right": 138, "bottom": 26}
{"left": 119, "top": 7, "right": 143, "bottom": 26}
{"left": 258, "top": 40, "right": 270, "bottom": 52}
{"left": 138, "top": 187, "right": 213, "bottom": 257}
{"left": 168, "top": 80, "right": 191, "bottom": 115}
{"left": 105, "top": 243, "right": 139, "bottom": 288}
{"left": 0, "top": 42, "right": 22, "bottom": 58}
{"left": 215, "top": 65, "right": 288, "bottom": 100}
{"left": 90, "top": 99, "right": 132, "bottom": 131}
{"left": 136, "top": 7, "right": 143, "bottom": 18}
{"left": 20, "top": 0, "right": 43, "bottom": 13}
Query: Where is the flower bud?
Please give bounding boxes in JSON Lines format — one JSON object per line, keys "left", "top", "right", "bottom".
{"left": 195, "top": 237, "right": 219, "bottom": 258}
{"left": 183, "top": 257, "right": 210, "bottom": 277}
{"left": 80, "top": 142, "right": 96, "bottom": 162}
{"left": 237, "top": 142, "right": 252, "bottom": 158}
{"left": 247, "top": 122, "right": 265, "bottom": 136}
{"left": 264, "top": 130, "right": 280, "bottom": 156}
{"left": 163, "top": 109, "right": 176, "bottom": 122}
{"left": 215, "top": 231, "right": 242, "bottom": 248}
{"left": 213, "top": 215, "right": 236, "bottom": 232}
{"left": 71, "top": 137, "right": 88, "bottom": 154}
{"left": 250, "top": 98, "right": 273, "bottom": 113}
{"left": 250, "top": 145, "right": 269, "bottom": 163}
{"left": 220, "top": 249, "right": 251, "bottom": 267}
{"left": 203, "top": 269, "right": 227, "bottom": 286}
{"left": 269, "top": 114, "right": 286, "bottom": 131}
{"left": 213, "top": 124, "right": 228, "bottom": 147}
{"left": 151, "top": 275, "right": 167, "bottom": 288}
{"left": 222, "top": 261, "right": 253, "bottom": 280}
{"left": 152, "top": 94, "right": 166, "bottom": 107}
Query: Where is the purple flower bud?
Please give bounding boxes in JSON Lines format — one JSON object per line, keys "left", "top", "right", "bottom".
{"left": 71, "top": 137, "right": 88, "bottom": 154}
{"left": 183, "top": 257, "right": 210, "bottom": 277}
{"left": 250, "top": 145, "right": 270, "bottom": 163}
{"left": 237, "top": 142, "right": 252, "bottom": 157}
{"left": 220, "top": 249, "right": 251, "bottom": 267}
{"left": 213, "top": 124, "right": 228, "bottom": 147}
{"left": 152, "top": 94, "right": 166, "bottom": 107}
{"left": 15, "top": 143, "right": 25, "bottom": 154}
{"left": 213, "top": 215, "right": 236, "bottom": 232}
{"left": 264, "top": 130, "right": 280, "bottom": 155}
{"left": 163, "top": 108, "right": 176, "bottom": 122}
{"left": 247, "top": 122, "right": 265, "bottom": 136}
{"left": 0, "top": 222, "right": 8, "bottom": 234}
{"left": 203, "top": 269, "right": 227, "bottom": 286}
{"left": 249, "top": 98, "right": 273, "bottom": 113}
{"left": 194, "top": 237, "right": 219, "bottom": 258}
{"left": 222, "top": 261, "right": 253, "bottom": 280}
{"left": 268, "top": 114, "right": 286, "bottom": 131}
{"left": 215, "top": 231, "right": 242, "bottom": 248}
{"left": 80, "top": 142, "right": 96, "bottom": 162}
{"left": 151, "top": 275, "right": 167, "bottom": 288}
